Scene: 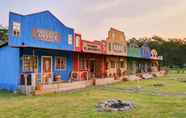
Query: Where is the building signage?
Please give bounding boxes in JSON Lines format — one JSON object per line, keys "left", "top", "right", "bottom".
{"left": 32, "top": 29, "right": 60, "bottom": 42}
{"left": 151, "top": 49, "right": 158, "bottom": 59}
{"left": 112, "top": 43, "right": 125, "bottom": 53}
{"left": 82, "top": 41, "right": 102, "bottom": 54}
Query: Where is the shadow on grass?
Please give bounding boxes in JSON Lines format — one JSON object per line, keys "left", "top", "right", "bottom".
{"left": 0, "top": 90, "right": 24, "bottom": 98}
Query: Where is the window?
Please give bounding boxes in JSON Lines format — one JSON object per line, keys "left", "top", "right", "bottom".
{"left": 80, "top": 57, "right": 87, "bottom": 70}
{"left": 124, "top": 47, "right": 127, "bottom": 53}
{"left": 13, "top": 22, "right": 21, "bottom": 37}
{"left": 68, "top": 34, "right": 73, "bottom": 45}
{"left": 111, "top": 61, "right": 115, "bottom": 68}
{"left": 120, "top": 61, "right": 125, "bottom": 68}
{"left": 75, "top": 35, "right": 80, "bottom": 47}
{"left": 109, "top": 43, "right": 112, "bottom": 51}
{"left": 22, "top": 56, "right": 38, "bottom": 72}
{"left": 55, "top": 57, "right": 66, "bottom": 70}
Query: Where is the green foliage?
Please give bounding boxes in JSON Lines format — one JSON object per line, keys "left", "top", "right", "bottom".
{"left": 0, "top": 27, "right": 8, "bottom": 45}
{"left": 128, "top": 36, "right": 186, "bottom": 67}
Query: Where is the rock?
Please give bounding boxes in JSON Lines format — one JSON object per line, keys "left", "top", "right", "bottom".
{"left": 128, "top": 75, "right": 143, "bottom": 81}
{"left": 96, "top": 99, "right": 135, "bottom": 112}
{"left": 142, "top": 73, "right": 153, "bottom": 80}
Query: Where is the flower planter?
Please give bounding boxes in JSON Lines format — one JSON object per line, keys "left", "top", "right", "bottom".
{"left": 36, "top": 84, "right": 43, "bottom": 91}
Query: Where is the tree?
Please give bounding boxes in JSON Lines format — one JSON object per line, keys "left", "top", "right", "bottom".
{"left": 0, "top": 26, "right": 8, "bottom": 44}
{"left": 128, "top": 36, "right": 186, "bottom": 68}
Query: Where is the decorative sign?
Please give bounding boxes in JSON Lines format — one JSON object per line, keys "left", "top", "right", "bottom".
{"left": 151, "top": 49, "right": 158, "bottom": 59}
{"left": 112, "top": 43, "right": 125, "bottom": 53}
{"left": 32, "top": 29, "right": 60, "bottom": 42}
{"left": 82, "top": 41, "right": 102, "bottom": 54}
{"left": 106, "top": 28, "right": 127, "bottom": 56}
{"left": 151, "top": 49, "right": 163, "bottom": 60}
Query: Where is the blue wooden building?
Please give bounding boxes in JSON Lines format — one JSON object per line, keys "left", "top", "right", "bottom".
{"left": 0, "top": 11, "right": 74, "bottom": 92}
{"left": 139, "top": 43, "right": 152, "bottom": 72}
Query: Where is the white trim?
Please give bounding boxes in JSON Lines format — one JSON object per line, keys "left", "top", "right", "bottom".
{"left": 68, "top": 34, "right": 73, "bottom": 45}
{"left": 22, "top": 55, "right": 38, "bottom": 73}
{"left": 75, "top": 35, "right": 80, "bottom": 47}
{"left": 13, "top": 21, "right": 21, "bottom": 37}
{"left": 55, "top": 56, "right": 67, "bottom": 71}
{"left": 41, "top": 56, "right": 53, "bottom": 83}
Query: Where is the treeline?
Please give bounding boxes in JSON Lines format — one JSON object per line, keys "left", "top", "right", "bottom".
{"left": 0, "top": 26, "right": 8, "bottom": 45}
{"left": 128, "top": 36, "right": 186, "bottom": 68}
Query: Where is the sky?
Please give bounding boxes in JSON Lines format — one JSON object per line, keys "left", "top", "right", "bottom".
{"left": 0, "top": 0, "right": 186, "bottom": 40}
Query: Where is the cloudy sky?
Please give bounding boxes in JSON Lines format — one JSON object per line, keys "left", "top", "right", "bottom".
{"left": 0, "top": 0, "right": 186, "bottom": 40}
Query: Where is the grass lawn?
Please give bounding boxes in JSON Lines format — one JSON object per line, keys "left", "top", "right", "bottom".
{"left": 1, "top": 73, "right": 186, "bottom": 118}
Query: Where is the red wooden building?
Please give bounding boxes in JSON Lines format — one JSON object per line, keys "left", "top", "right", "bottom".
{"left": 72, "top": 33, "right": 107, "bottom": 80}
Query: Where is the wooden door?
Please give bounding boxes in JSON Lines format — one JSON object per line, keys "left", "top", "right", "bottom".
{"left": 42, "top": 56, "right": 52, "bottom": 84}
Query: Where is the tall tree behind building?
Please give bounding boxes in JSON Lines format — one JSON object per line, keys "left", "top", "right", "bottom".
{"left": 0, "top": 25, "right": 8, "bottom": 45}
{"left": 128, "top": 36, "right": 186, "bottom": 68}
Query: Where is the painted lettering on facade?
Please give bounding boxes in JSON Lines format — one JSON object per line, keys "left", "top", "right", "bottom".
{"left": 82, "top": 41, "right": 102, "bottom": 54}
{"left": 106, "top": 28, "right": 127, "bottom": 56}
{"left": 32, "top": 29, "right": 60, "bottom": 42}
{"left": 112, "top": 43, "right": 126, "bottom": 53}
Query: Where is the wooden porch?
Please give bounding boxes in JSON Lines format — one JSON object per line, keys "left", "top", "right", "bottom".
{"left": 18, "top": 72, "right": 127, "bottom": 95}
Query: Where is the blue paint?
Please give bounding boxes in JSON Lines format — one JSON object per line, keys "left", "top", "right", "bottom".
{"left": 0, "top": 11, "right": 75, "bottom": 92}
{"left": 9, "top": 11, "right": 74, "bottom": 51}
{"left": 20, "top": 48, "right": 72, "bottom": 81}
{"left": 140, "top": 43, "right": 151, "bottom": 59}
{"left": 0, "top": 45, "right": 20, "bottom": 91}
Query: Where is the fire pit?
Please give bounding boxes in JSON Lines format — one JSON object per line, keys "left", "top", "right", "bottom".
{"left": 96, "top": 99, "right": 135, "bottom": 112}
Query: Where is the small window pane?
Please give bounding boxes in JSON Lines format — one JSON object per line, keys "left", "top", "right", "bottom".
{"left": 76, "top": 35, "right": 80, "bottom": 47}
{"left": 55, "top": 57, "right": 66, "bottom": 70}
{"left": 120, "top": 61, "right": 125, "bottom": 68}
{"left": 80, "top": 56, "right": 87, "bottom": 70}
{"left": 13, "top": 22, "right": 21, "bottom": 37}
{"left": 111, "top": 61, "right": 115, "bottom": 68}
{"left": 22, "top": 56, "right": 37, "bottom": 72}
{"left": 68, "top": 34, "right": 73, "bottom": 45}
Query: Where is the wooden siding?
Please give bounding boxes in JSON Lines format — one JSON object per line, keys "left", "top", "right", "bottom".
{"left": 8, "top": 11, "right": 74, "bottom": 51}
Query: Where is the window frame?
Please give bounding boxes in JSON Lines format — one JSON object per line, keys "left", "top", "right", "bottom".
{"left": 110, "top": 61, "right": 115, "bottom": 68}
{"left": 80, "top": 56, "right": 87, "bottom": 70}
{"left": 120, "top": 61, "right": 125, "bottom": 68}
{"left": 22, "top": 55, "right": 38, "bottom": 73}
{"left": 55, "top": 56, "right": 67, "bottom": 71}
{"left": 75, "top": 35, "right": 80, "bottom": 47}
{"left": 13, "top": 22, "right": 21, "bottom": 37}
{"left": 68, "top": 34, "right": 73, "bottom": 45}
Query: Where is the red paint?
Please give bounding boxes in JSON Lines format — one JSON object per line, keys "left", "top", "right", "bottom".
{"left": 81, "top": 40, "right": 107, "bottom": 54}
{"left": 73, "top": 34, "right": 108, "bottom": 80}
{"left": 74, "top": 33, "right": 82, "bottom": 52}
{"left": 101, "top": 40, "right": 107, "bottom": 54}
{"left": 82, "top": 40, "right": 102, "bottom": 54}
{"left": 73, "top": 53, "right": 79, "bottom": 72}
